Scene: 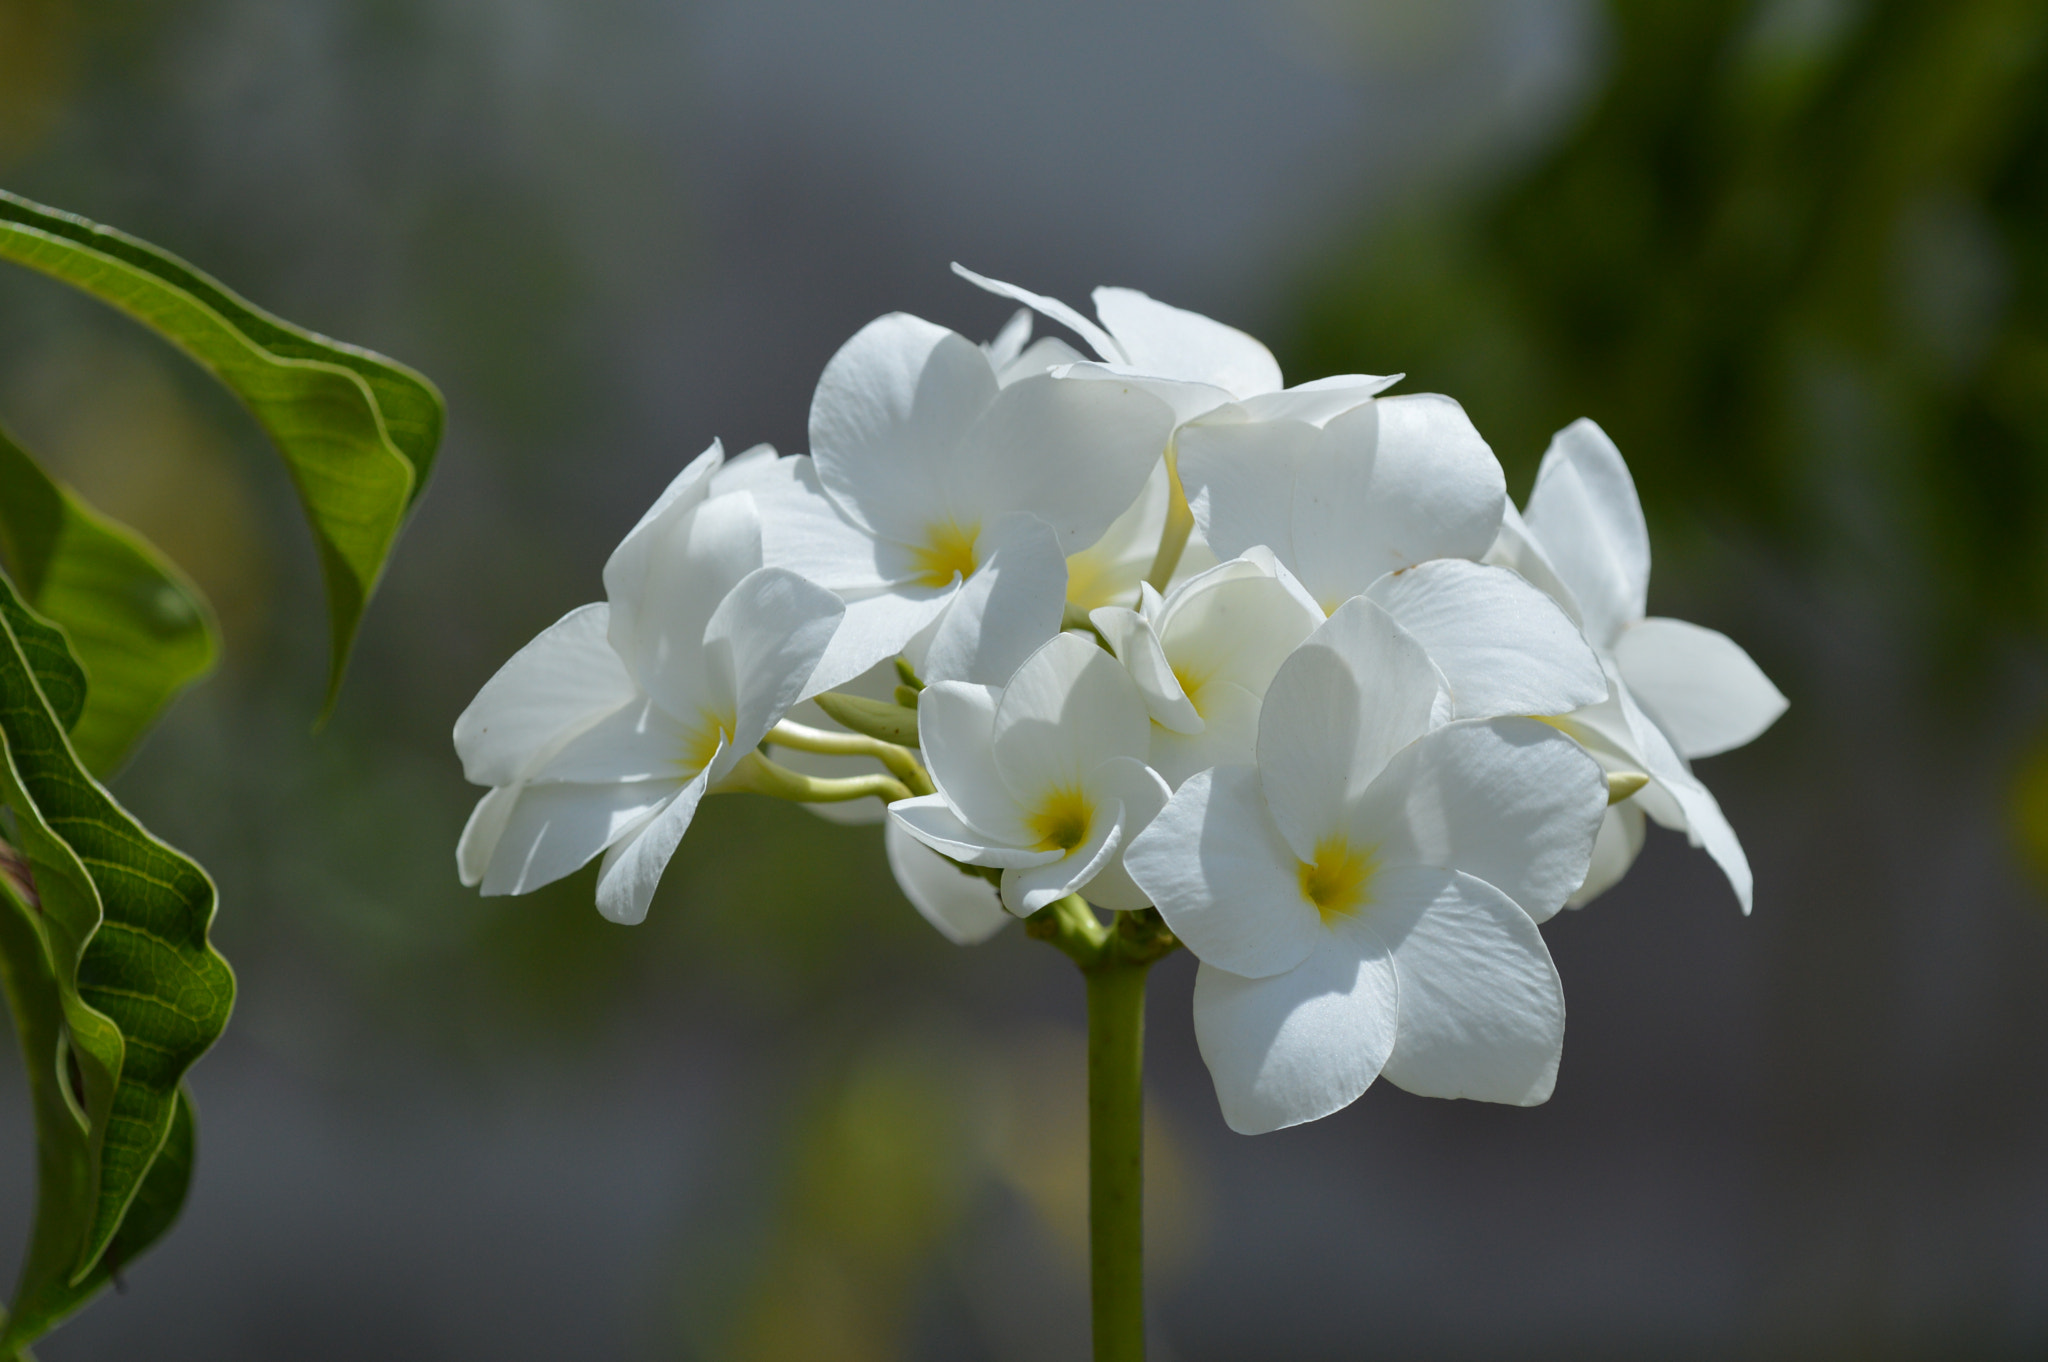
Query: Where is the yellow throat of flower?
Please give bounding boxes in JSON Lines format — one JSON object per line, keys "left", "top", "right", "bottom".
{"left": 680, "top": 711, "right": 734, "bottom": 776}
{"left": 910, "top": 520, "right": 980, "bottom": 589}
{"left": 1298, "top": 836, "right": 1377, "bottom": 922}
{"left": 1027, "top": 786, "right": 1093, "bottom": 854}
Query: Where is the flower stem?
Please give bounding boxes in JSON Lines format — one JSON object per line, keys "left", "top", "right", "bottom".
{"left": 1024, "top": 901, "right": 1180, "bottom": 1360}
{"left": 1085, "top": 948, "right": 1150, "bottom": 1362}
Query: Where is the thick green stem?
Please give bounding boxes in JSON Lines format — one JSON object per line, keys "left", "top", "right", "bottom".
{"left": 1085, "top": 952, "right": 1150, "bottom": 1362}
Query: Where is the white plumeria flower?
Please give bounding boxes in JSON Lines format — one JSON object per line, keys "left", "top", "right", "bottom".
{"left": 454, "top": 441, "right": 843, "bottom": 925}
{"left": 726, "top": 311, "right": 1175, "bottom": 695}
{"left": 1089, "top": 548, "right": 1325, "bottom": 788}
{"left": 1063, "top": 457, "right": 1219, "bottom": 612}
{"left": 889, "top": 632, "right": 1171, "bottom": 917}
{"left": 953, "top": 265, "right": 1399, "bottom": 426}
{"left": 1124, "top": 598, "right": 1609, "bottom": 1135}
{"left": 1487, "top": 419, "right": 1787, "bottom": 911}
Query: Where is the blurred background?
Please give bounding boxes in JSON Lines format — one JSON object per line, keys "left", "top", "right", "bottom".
{"left": 1, "top": 0, "right": 2046, "bottom": 1355}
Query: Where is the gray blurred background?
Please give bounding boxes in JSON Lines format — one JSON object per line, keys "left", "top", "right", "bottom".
{"left": 2, "top": 0, "right": 2046, "bottom": 1356}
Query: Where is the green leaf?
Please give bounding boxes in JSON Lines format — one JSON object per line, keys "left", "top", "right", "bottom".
{"left": 0, "top": 573, "right": 233, "bottom": 1352}
{"left": 0, "top": 187, "right": 443, "bottom": 712}
{"left": 0, "top": 423, "right": 218, "bottom": 775}
{"left": 812, "top": 691, "right": 922, "bottom": 748}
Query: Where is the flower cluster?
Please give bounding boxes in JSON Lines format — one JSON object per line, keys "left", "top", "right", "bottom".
{"left": 455, "top": 269, "right": 1785, "bottom": 1132}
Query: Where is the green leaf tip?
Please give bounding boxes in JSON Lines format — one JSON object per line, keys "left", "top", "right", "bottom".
{"left": 0, "top": 425, "right": 219, "bottom": 775}
{"left": 0, "top": 187, "right": 445, "bottom": 716}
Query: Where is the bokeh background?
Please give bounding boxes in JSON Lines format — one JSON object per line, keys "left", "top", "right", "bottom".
{"left": 2, "top": 0, "right": 2046, "bottom": 1356}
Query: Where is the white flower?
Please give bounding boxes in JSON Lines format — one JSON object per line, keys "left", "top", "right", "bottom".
{"left": 454, "top": 442, "right": 843, "bottom": 925}
{"left": 726, "top": 312, "right": 1175, "bottom": 694}
{"left": 952, "top": 265, "right": 1399, "bottom": 425}
{"left": 889, "top": 632, "right": 1170, "bottom": 917}
{"left": 1124, "top": 598, "right": 1608, "bottom": 1134}
{"left": 1062, "top": 457, "right": 1218, "bottom": 613}
{"left": 1487, "top": 419, "right": 1787, "bottom": 910}
{"left": 1089, "top": 548, "right": 1325, "bottom": 787}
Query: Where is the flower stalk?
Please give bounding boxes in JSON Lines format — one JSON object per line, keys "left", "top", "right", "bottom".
{"left": 1025, "top": 899, "right": 1178, "bottom": 1359}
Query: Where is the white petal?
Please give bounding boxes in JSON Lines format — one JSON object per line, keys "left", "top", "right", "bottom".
{"left": 1052, "top": 360, "right": 1239, "bottom": 426}
{"left": 1148, "top": 679, "right": 1262, "bottom": 787}
{"left": 1288, "top": 396, "right": 1505, "bottom": 610}
{"left": 918, "top": 512, "right": 1066, "bottom": 687}
{"left": 479, "top": 776, "right": 683, "bottom": 897}
{"left": 1191, "top": 918, "right": 1399, "bottom": 1135}
{"left": 991, "top": 632, "right": 1151, "bottom": 805}
{"left": 1615, "top": 617, "right": 1787, "bottom": 760}
{"left": 1231, "top": 374, "right": 1401, "bottom": 427}
{"left": 1567, "top": 801, "right": 1646, "bottom": 908}
{"left": 885, "top": 820, "right": 1009, "bottom": 944}
{"left": 528, "top": 694, "right": 689, "bottom": 784}
{"left": 1350, "top": 718, "right": 1607, "bottom": 925}
{"left": 982, "top": 307, "right": 1034, "bottom": 371}
{"left": 593, "top": 771, "right": 714, "bottom": 924}
{"left": 1256, "top": 598, "right": 1441, "bottom": 861}
{"left": 707, "top": 566, "right": 846, "bottom": 763}
{"left": 1522, "top": 419, "right": 1649, "bottom": 650}
{"left": 453, "top": 603, "right": 637, "bottom": 787}
{"left": 889, "top": 795, "right": 1059, "bottom": 870}
{"left": 1126, "top": 765, "right": 1321, "bottom": 978}
{"left": 1366, "top": 559, "right": 1608, "bottom": 720}
{"left": 999, "top": 335, "right": 1087, "bottom": 384}
{"left": 802, "top": 585, "right": 956, "bottom": 699}
{"left": 1078, "top": 757, "right": 1172, "bottom": 912}
{"left": 956, "top": 371, "right": 1173, "bottom": 552}
{"left": 950, "top": 263, "right": 1122, "bottom": 362}
{"left": 809, "top": 312, "right": 997, "bottom": 544}
{"left": 917, "top": 681, "right": 1034, "bottom": 846}
{"left": 1090, "top": 286, "right": 1283, "bottom": 398}
{"left": 1617, "top": 685, "right": 1755, "bottom": 913}
{"left": 613, "top": 491, "right": 762, "bottom": 714}
{"left": 601, "top": 440, "right": 725, "bottom": 634}
{"left": 1091, "top": 605, "right": 1201, "bottom": 734}
{"left": 1373, "top": 866, "right": 1564, "bottom": 1105}
{"left": 1175, "top": 416, "right": 1314, "bottom": 570}
{"left": 729, "top": 453, "right": 897, "bottom": 593}
{"left": 457, "top": 786, "right": 520, "bottom": 887}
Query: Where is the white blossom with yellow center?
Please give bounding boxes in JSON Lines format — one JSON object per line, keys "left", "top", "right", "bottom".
{"left": 889, "top": 632, "right": 1170, "bottom": 918}
{"left": 454, "top": 441, "right": 843, "bottom": 925}
{"left": 723, "top": 310, "right": 1175, "bottom": 696}
{"left": 1124, "top": 598, "right": 1609, "bottom": 1135}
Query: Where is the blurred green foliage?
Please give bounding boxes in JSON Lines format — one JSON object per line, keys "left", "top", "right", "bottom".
{"left": 1292, "top": 0, "right": 2048, "bottom": 650}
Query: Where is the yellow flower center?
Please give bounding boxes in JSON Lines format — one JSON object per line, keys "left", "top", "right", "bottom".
{"left": 1297, "top": 836, "right": 1377, "bottom": 922}
{"left": 909, "top": 520, "right": 980, "bottom": 589}
{"left": 1027, "top": 786, "right": 1093, "bottom": 853}
{"left": 1169, "top": 660, "right": 1209, "bottom": 717}
{"left": 680, "top": 710, "right": 734, "bottom": 776}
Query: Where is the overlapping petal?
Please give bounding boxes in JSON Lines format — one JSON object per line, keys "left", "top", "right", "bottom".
{"left": 1348, "top": 719, "right": 1607, "bottom": 925}
{"left": 1191, "top": 920, "right": 1400, "bottom": 1136}
{"left": 1521, "top": 418, "right": 1649, "bottom": 651}
{"left": 1371, "top": 866, "right": 1565, "bottom": 1105}
{"left": 453, "top": 603, "right": 637, "bottom": 787}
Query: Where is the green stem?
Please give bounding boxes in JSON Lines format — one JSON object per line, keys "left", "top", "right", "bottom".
{"left": 712, "top": 750, "right": 912, "bottom": 805}
{"left": 1023, "top": 900, "right": 1180, "bottom": 1360}
{"left": 1085, "top": 950, "right": 1150, "bottom": 1362}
